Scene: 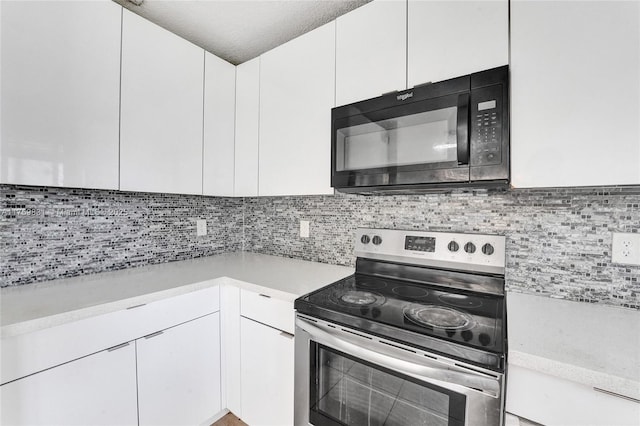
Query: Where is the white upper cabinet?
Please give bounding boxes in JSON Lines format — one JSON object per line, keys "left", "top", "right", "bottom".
{"left": 407, "top": 0, "right": 509, "bottom": 87}
{"left": 335, "top": 0, "right": 407, "bottom": 106}
{"left": 0, "top": 1, "right": 121, "bottom": 190}
{"left": 120, "top": 9, "right": 204, "bottom": 195}
{"left": 511, "top": 1, "right": 640, "bottom": 188}
{"left": 259, "top": 22, "right": 336, "bottom": 196}
{"left": 234, "top": 58, "right": 261, "bottom": 197}
{"left": 203, "top": 53, "right": 236, "bottom": 197}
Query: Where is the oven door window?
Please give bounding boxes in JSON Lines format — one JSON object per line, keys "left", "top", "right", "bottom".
{"left": 309, "top": 343, "right": 465, "bottom": 426}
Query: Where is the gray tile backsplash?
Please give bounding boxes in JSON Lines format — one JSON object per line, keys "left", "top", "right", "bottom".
{"left": 1, "top": 185, "right": 243, "bottom": 286}
{"left": 2, "top": 184, "right": 639, "bottom": 309}
{"left": 243, "top": 188, "right": 640, "bottom": 309}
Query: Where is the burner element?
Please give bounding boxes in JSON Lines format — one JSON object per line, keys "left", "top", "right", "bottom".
{"left": 404, "top": 305, "right": 475, "bottom": 331}
{"left": 438, "top": 293, "right": 483, "bottom": 309}
{"left": 356, "top": 279, "right": 388, "bottom": 290}
{"left": 342, "top": 291, "right": 376, "bottom": 305}
{"left": 332, "top": 290, "right": 386, "bottom": 308}
{"left": 392, "top": 285, "right": 429, "bottom": 299}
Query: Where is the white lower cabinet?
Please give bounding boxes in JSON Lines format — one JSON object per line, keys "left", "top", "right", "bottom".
{"left": 0, "top": 286, "right": 222, "bottom": 426}
{"left": 506, "top": 364, "right": 640, "bottom": 426}
{"left": 1, "top": 282, "right": 306, "bottom": 426}
{"left": 240, "top": 316, "right": 295, "bottom": 426}
{"left": 137, "top": 313, "right": 222, "bottom": 426}
{"left": 0, "top": 343, "right": 138, "bottom": 426}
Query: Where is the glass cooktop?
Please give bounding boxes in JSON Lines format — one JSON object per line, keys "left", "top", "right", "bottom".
{"left": 296, "top": 273, "right": 505, "bottom": 355}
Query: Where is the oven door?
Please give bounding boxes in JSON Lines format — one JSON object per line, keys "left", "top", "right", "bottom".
{"left": 331, "top": 89, "right": 471, "bottom": 190}
{"left": 295, "top": 316, "right": 504, "bottom": 426}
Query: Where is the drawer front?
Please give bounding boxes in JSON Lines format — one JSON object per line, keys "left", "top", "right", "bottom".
{"left": 127, "top": 285, "right": 220, "bottom": 339}
{"left": 1, "top": 286, "right": 220, "bottom": 385}
{"left": 240, "top": 289, "right": 294, "bottom": 335}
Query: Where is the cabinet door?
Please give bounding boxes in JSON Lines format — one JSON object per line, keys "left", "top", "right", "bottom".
{"left": 204, "top": 52, "right": 236, "bottom": 196}
{"left": 0, "top": 0, "right": 121, "bottom": 190}
{"left": 407, "top": 0, "right": 508, "bottom": 87}
{"left": 0, "top": 343, "right": 137, "bottom": 426}
{"left": 137, "top": 313, "right": 222, "bottom": 426}
{"left": 511, "top": 0, "right": 640, "bottom": 188}
{"left": 259, "top": 22, "right": 336, "bottom": 196}
{"left": 120, "top": 9, "right": 204, "bottom": 195}
{"left": 234, "top": 58, "right": 261, "bottom": 197}
{"left": 335, "top": 0, "right": 407, "bottom": 106}
{"left": 240, "top": 317, "right": 295, "bottom": 426}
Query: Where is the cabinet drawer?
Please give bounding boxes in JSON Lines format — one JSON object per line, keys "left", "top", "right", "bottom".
{"left": 1, "top": 286, "right": 220, "bottom": 385}
{"left": 127, "top": 285, "right": 220, "bottom": 339}
{"left": 240, "top": 289, "right": 294, "bottom": 335}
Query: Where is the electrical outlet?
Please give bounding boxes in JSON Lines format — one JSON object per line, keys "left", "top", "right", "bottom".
{"left": 196, "top": 219, "right": 207, "bottom": 237}
{"left": 612, "top": 232, "right": 640, "bottom": 265}
{"left": 300, "top": 220, "right": 310, "bottom": 238}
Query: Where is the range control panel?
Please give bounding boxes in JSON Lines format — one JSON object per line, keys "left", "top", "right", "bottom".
{"left": 355, "top": 228, "right": 506, "bottom": 275}
{"left": 404, "top": 235, "right": 436, "bottom": 252}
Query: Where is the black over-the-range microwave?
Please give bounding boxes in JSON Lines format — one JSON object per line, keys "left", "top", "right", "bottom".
{"left": 331, "top": 66, "right": 509, "bottom": 194}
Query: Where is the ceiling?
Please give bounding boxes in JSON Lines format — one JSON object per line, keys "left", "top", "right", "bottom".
{"left": 115, "top": 0, "right": 371, "bottom": 65}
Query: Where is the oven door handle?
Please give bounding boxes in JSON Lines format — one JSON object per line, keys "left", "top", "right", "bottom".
{"left": 297, "top": 318, "right": 500, "bottom": 398}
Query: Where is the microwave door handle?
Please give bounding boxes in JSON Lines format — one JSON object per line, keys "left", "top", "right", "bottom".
{"left": 456, "top": 93, "right": 470, "bottom": 165}
{"left": 297, "top": 318, "right": 500, "bottom": 397}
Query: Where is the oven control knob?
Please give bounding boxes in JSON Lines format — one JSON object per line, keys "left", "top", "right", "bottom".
{"left": 447, "top": 241, "right": 459, "bottom": 252}
{"left": 372, "top": 236, "right": 383, "bottom": 245}
{"left": 360, "top": 235, "right": 371, "bottom": 244}
{"left": 464, "top": 242, "right": 476, "bottom": 254}
{"left": 482, "top": 243, "right": 495, "bottom": 255}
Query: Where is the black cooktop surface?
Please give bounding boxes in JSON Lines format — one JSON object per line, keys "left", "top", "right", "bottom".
{"left": 296, "top": 273, "right": 505, "bottom": 355}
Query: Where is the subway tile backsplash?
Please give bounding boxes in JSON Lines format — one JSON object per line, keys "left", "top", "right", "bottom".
{"left": 2, "top": 184, "right": 639, "bottom": 309}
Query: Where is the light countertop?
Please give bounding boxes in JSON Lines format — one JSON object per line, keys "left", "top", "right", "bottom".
{"left": 507, "top": 291, "right": 640, "bottom": 400}
{"left": 0, "top": 252, "right": 354, "bottom": 338}
{"left": 4, "top": 255, "right": 638, "bottom": 400}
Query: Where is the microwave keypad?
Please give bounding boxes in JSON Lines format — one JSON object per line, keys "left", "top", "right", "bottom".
{"left": 471, "top": 87, "right": 503, "bottom": 167}
{"left": 473, "top": 110, "right": 501, "bottom": 166}
{"left": 477, "top": 112, "right": 498, "bottom": 145}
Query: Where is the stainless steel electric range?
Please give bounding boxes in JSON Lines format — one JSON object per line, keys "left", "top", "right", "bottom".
{"left": 294, "top": 228, "right": 507, "bottom": 426}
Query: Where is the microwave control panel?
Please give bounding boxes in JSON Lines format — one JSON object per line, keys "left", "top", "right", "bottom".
{"left": 470, "top": 85, "right": 504, "bottom": 167}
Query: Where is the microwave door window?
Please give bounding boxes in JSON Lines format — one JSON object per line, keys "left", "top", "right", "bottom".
{"left": 336, "top": 107, "right": 458, "bottom": 172}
